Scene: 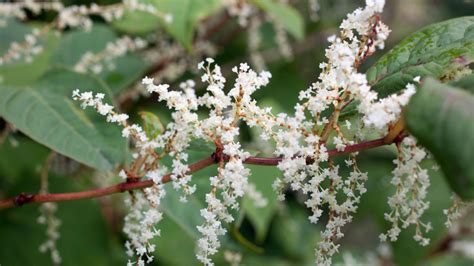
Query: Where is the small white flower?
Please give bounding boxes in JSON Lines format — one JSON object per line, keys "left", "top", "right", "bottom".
{"left": 119, "top": 169, "right": 127, "bottom": 180}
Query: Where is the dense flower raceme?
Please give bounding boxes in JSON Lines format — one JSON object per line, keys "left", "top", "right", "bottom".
{"left": 0, "top": 0, "right": 171, "bottom": 30}
{"left": 72, "top": 0, "right": 436, "bottom": 265}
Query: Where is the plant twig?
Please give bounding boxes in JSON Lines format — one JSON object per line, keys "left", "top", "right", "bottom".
{"left": 0, "top": 136, "right": 395, "bottom": 210}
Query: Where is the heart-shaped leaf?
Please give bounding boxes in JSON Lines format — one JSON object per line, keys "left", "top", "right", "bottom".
{"left": 0, "top": 68, "right": 128, "bottom": 171}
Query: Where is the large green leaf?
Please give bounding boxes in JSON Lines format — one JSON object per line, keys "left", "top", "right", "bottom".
{"left": 252, "top": 0, "right": 305, "bottom": 40}
{"left": 0, "top": 69, "right": 127, "bottom": 171}
{"left": 367, "top": 16, "right": 474, "bottom": 98}
{"left": 51, "top": 24, "right": 148, "bottom": 95}
{"left": 113, "top": 0, "right": 221, "bottom": 50}
{"left": 0, "top": 19, "right": 60, "bottom": 86}
{"left": 404, "top": 78, "right": 474, "bottom": 200}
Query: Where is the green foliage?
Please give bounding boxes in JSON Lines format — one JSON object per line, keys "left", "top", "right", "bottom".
{"left": 405, "top": 78, "right": 474, "bottom": 200}
{"left": 450, "top": 73, "right": 474, "bottom": 93}
{"left": 0, "top": 69, "right": 127, "bottom": 171}
{"left": 139, "top": 111, "right": 164, "bottom": 139}
{"left": 51, "top": 24, "right": 149, "bottom": 94}
{"left": 0, "top": 19, "right": 60, "bottom": 87}
{"left": 424, "top": 254, "right": 474, "bottom": 266}
{"left": 112, "top": 1, "right": 163, "bottom": 35}
{"left": 114, "top": 0, "right": 221, "bottom": 50}
{"left": 0, "top": 160, "right": 124, "bottom": 265}
{"left": 343, "top": 16, "right": 474, "bottom": 119}
{"left": 242, "top": 164, "right": 280, "bottom": 242}
{"left": 367, "top": 16, "right": 474, "bottom": 98}
{"left": 158, "top": 0, "right": 222, "bottom": 50}
{"left": 252, "top": 0, "right": 305, "bottom": 40}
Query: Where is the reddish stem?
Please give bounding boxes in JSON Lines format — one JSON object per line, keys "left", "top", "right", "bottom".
{"left": 0, "top": 137, "right": 391, "bottom": 210}
{"left": 0, "top": 156, "right": 215, "bottom": 210}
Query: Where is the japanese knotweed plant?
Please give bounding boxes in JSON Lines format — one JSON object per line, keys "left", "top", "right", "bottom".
{"left": 1, "top": 0, "right": 474, "bottom": 265}
{"left": 70, "top": 1, "right": 429, "bottom": 264}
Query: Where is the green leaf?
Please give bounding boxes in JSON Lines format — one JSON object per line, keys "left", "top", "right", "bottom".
{"left": 0, "top": 19, "right": 60, "bottom": 86}
{"left": 113, "top": 0, "right": 222, "bottom": 49}
{"left": 52, "top": 25, "right": 116, "bottom": 65}
{"left": 139, "top": 111, "right": 164, "bottom": 139}
{"left": 112, "top": 6, "right": 162, "bottom": 35}
{"left": 252, "top": 0, "right": 305, "bottom": 40}
{"left": 0, "top": 69, "right": 127, "bottom": 171}
{"left": 51, "top": 24, "right": 148, "bottom": 94}
{"left": 404, "top": 78, "right": 474, "bottom": 200}
{"left": 157, "top": 0, "right": 222, "bottom": 49}
{"left": 367, "top": 16, "right": 474, "bottom": 98}
{"left": 242, "top": 165, "right": 280, "bottom": 242}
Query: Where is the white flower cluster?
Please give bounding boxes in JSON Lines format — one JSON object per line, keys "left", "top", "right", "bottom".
{"left": 243, "top": 0, "right": 389, "bottom": 263}
{"left": 74, "top": 58, "right": 271, "bottom": 265}
{"left": 57, "top": 1, "right": 171, "bottom": 30}
{"left": 75, "top": 36, "right": 148, "bottom": 74}
{"left": 443, "top": 194, "right": 471, "bottom": 229}
{"left": 451, "top": 240, "right": 474, "bottom": 260}
{"left": 223, "top": 0, "right": 254, "bottom": 27}
{"left": 73, "top": 89, "right": 168, "bottom": 264}
{"left": 223, "top": 250, "right": 242, "bottom": 266}
{"left": 0, "top": 28, "right": 43, "bottom": 66}
{"left": 364, "top": 82, "right": 417, "bottom": 130}
{"left": 37, "top": 202, "right": 62, "bottom": 265}
{"left": 0, "top": 0, "right": 171, "bottom": 31}
{"left": 143, "top": 59, "right": 272, "bottom": 265}
{"left": 272, "top": 18, "right": 293, "bottom": 60}
{"left": 72, "top": 91, "right": 127, "bottom": 122}
{"left": 308, "top": 0, "right": 320, "bottom": 21}
{"left": 248, "top": 16, "right": 266, "bottom": 71}
{"left": 0, "top": 1, "right": 63, "bottom": 21}
{"left": 72, "top": 1, "right": 438, "bottom": 265}
{"left": 0, "top": 1, "right": 173, "bottom": 69}
{"left": 224, "top": 0, "right": 294, "bottom": 70}
{"left": 380, "top": 136, "right": 432, "bottom": 246}
{"left": 124, "top": 185, "right": 166, "bottom": 265}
